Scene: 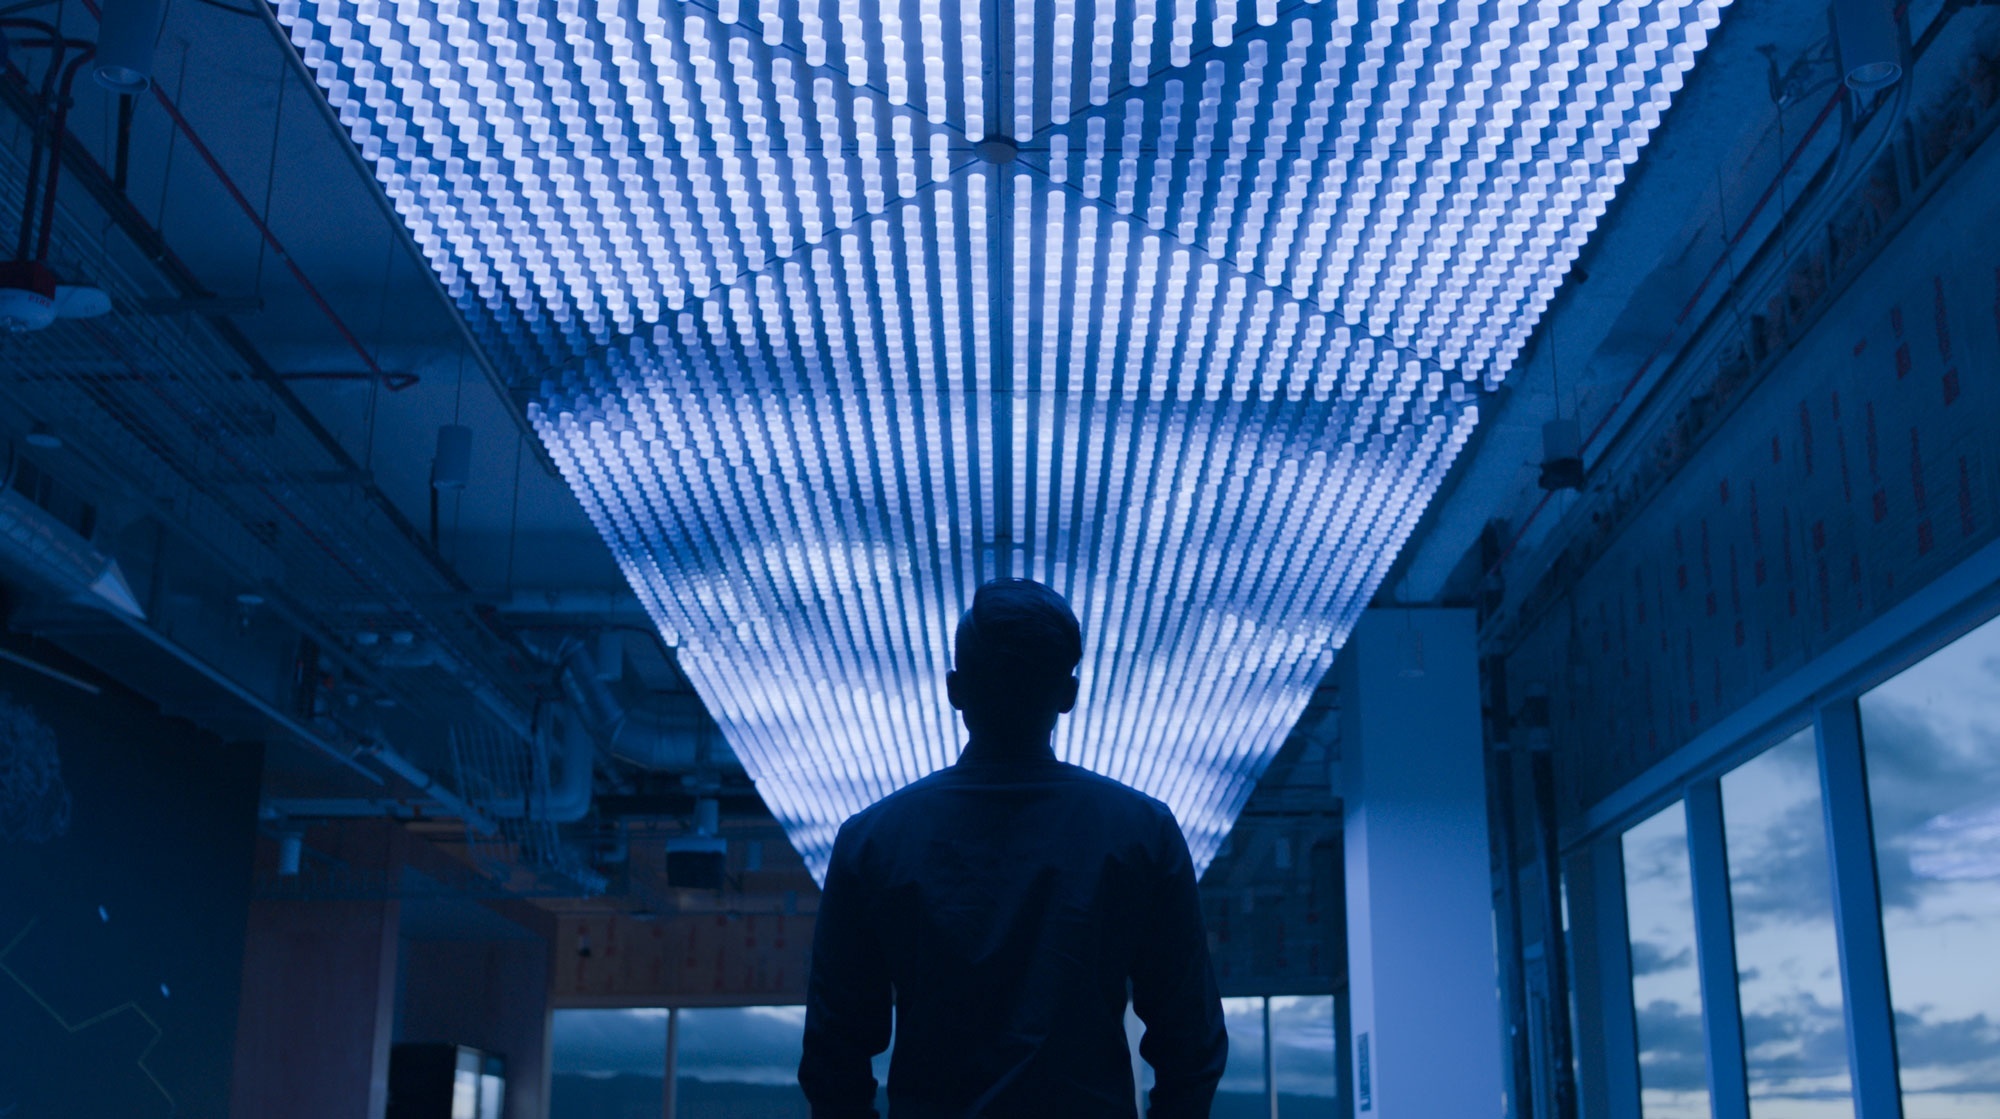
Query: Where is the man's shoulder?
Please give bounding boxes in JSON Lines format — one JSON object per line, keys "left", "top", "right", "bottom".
{"left": 842, "top": 760, "right": 1173, "bottom": 828}
{"left": 1047, "top": 761, "right": 1177, "bottom": 815}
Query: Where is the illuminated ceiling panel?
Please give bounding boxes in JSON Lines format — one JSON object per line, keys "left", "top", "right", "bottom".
{"left": 278, "top": 0, "right": 1728, "bottom": 875}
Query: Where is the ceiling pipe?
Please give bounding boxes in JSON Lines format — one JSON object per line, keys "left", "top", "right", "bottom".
{"left": 515, "top": 709, "right": 594, "bottom": 823}
{"left": 75, "top": 0, "right": 413, "bottom": 389}
{"left": 0, "top": 38, "right": 552, "bottom": 839}
{"left": 0, "top": 63, "right": 478, "bottom": 602}
{"left": 260, "top": 796, "right": 472, "bottom": 822}
{"left": 611, "top": 702, "right": 710, "bottom": 772}
{"left": 358, "top": 738, "right": 500, "bottom": 833}
{"left": 241, "top": 0, "right": 560, "bottom": 474}
{"left": 552, "top": 638, "right": 714, "bottom": 771}
{"left": 103, "top": 609, "right": 384, "bottom": 783}
{"left": 1480, "top": 53, "right": 1918, "bottom": 588}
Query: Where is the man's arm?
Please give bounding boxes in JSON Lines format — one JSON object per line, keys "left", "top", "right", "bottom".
{"left": 1130, "top": 810, "right": 1228, "bottom": 1119}
{"left": 798, "top": 818, "right": 893, "bottom": 1119}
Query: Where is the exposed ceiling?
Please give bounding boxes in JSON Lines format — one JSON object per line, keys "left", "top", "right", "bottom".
{"left": 258, "top": 0, "right": 1742, "bottom": 875}
{"left": 1393, "top": 0, "right": 1991, "bottom": 626}
{"left": 3, "top": 0, "right": 1968, "bottom": 916}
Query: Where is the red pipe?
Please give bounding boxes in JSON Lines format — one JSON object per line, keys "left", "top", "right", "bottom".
{"left": 77, "top": 0, "right": 417, "bottom": 390}
{"left": 142, "top": 86, "right": 419, "bottom": 390}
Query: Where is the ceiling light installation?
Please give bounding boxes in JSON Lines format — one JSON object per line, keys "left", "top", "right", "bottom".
{"left": 278, "top": 0, "right": 1730, "bottom": 876}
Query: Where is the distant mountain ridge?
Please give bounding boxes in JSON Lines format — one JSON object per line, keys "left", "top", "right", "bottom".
{"left": 553, "top": 1073, "right": 1328, "bottom": 1117}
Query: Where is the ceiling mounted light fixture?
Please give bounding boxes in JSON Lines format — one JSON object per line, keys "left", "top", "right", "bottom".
{"left": 93, "top": 0, "right": 163, "bottom": 93}
{"left": 1832, "top": 0, "right": 1902, "bottom": 91}
{"left": 279, "top": 0, "right": 1732, "bottom": 877}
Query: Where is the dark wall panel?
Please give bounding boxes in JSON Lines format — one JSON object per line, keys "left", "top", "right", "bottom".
{"left": 0, "top": 653, "right": 263, "bottom": 1118}
{"left": 1508, "top": 117, "right": 2000, "bottom": 819}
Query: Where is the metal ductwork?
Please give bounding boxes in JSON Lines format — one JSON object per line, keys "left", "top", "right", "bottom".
{"left": 524, "top": 708, "right": 593, "bottom": 823}
{"left": 610, "top": 701, "right": 709, "bottom": 772}
{"left": 554, "top": 639, "right": 712, "bottom": 773}
{"left": 0, "top": 483, "right": 143, "bottom": 619}
{"left": 446, "top": 707, "right": 594, "bottom": 825}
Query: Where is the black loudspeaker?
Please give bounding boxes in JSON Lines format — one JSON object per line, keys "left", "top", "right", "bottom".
{"left": 667, "top": 846, "right": 727, "bottom": 890}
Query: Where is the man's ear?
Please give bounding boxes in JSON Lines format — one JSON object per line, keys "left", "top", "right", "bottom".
{"left": 946, "top": 669, "right": 966, "bottom": 711}
{"left": 1056, "top": 674, "right": 1079, "bottom": 714}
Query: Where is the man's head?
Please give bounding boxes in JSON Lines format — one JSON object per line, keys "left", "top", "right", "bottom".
{"left": 946, "top": 579, "right": 1082, "bottom": 742}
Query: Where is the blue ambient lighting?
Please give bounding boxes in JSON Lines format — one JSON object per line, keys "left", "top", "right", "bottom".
{"left": 277, "top": 0, "right": 1727, "bottom": 876}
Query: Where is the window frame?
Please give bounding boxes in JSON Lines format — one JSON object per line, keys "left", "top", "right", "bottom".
{"left": 1558, "top": 535, "right": 2000, "bottom": 1119}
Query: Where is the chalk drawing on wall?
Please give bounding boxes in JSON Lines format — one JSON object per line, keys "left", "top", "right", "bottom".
{"left": 0, "top": 918, "right": 176, "bottom": 1115}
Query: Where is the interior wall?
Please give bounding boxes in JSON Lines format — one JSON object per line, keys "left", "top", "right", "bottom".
{"left": 1508, "top": 117, "right": 2000, "bottom": 820}
{"left": 230, "top": 823, "right": 407, "bottom": 1119}
{"left": 0, "top": 648, "right": 263, "bottom": 1118}
{"left": 399, "top": 936, "right": 554, "bottom": 1119}
{"left": 552, "top": 913, "right": 812, "bottom": 1008}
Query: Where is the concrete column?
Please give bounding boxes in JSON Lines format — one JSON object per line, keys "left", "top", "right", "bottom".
{"left": 230, "top": 823, "right": 404, "bottom": 1119}
{"left": 1337, "top": 609, "right": 1505, "bottom": 1119}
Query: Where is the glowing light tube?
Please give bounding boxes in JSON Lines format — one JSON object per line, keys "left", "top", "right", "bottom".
{"left": 280, "top": 0, "right": 1729, "bottom": 876}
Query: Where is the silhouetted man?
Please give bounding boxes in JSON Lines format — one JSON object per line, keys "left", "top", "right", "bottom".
{"left": 800, "top": 579, "right": 1228, "bottom": 1118}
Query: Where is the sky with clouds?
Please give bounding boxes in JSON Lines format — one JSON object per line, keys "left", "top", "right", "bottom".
{"left": 551, "top": 994, "right": 1337, "bottom": 1103}
{"left": 546, "top": 619, "right": 2000, "bottom": 1119}
{"left": 1621, "top": 613, "right": 2000, "bottom": 1119}
{"left": 1857, "top": 615, "right": 2000, "bottom": 1118}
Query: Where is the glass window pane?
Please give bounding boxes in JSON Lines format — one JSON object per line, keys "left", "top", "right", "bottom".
{"left": 1135, "top": 996, "right": 1266, "bottom": 1113}
{"left": 1721, "top": 728, "right": 1854, "bottom": 1119}
{"left": 1859, "top": 613, "right": 2000, "bottom": 1119}
{"left": 1624, "top": 801, "right": 1712, "bottom": 1119}
{"left": 675, "top": 1006, "right": 812, "bottom": 1117}
{"left": 550, "top": 1009, "right": 666, "bottom": 1119}
{"left": 1123, "top": 1002, "right": 1156, "bottom": 1102}
{"left": 1217, "top": 996, "right": 1268, "bottom": 1113}
{"left": 1271, "top": 995, "right": 1337, "bottom": 1116}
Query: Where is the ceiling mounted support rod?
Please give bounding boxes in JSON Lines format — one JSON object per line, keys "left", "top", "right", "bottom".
{"left": 67, "top": 6, "right": 418, "bottom": 393}
{"left": 1484, "top": 79, "right": 1892, "bottom": 581}
{"left": 246, "top": 0, "right": 559, "bottom": 466}
{"left": 107, "top": 609, "right": 383, "bottom": 783}
{"left": 0, "top": 21, "right": 94, "bottom": 263}
{"left": 0, "top": 70, "right": 487, "bottom": 599}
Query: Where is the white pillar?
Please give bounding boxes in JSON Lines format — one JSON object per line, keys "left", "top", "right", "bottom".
{"left": 1338, "top": 609, "right": 1505, "bottom": 1118}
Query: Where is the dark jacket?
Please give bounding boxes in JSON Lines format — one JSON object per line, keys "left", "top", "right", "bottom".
{"left": 798, "top": 748, "right": 1228, "bottom": 1118}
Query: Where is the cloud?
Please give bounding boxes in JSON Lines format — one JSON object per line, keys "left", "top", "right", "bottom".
{"left": 1855, "top": 701, "right": 2000, "bottom": 912}
{"left": 1722, "top": 812, "right": 1837, "bottom": 929}
{"left": 1740, "top": 991, "right": 1851, "bottom": 1086}
{"left": 675, "top": 1006, "right": 811, "bottom": 1085}
{"left": 1629, "top": 939, "right": 1693, "bottom": 976}
{"left": 1634, "top": 1000, "right": 1708, "bottom": 1092}
{"left": 1905, "top": 798, "right": 2000, "bottom": 881}
{"left": 550, "top": 1009, "right": 670, "bottom": 1077}
{"left": 1893, "top": 1011, "right": 2000, "bottom": 1072}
